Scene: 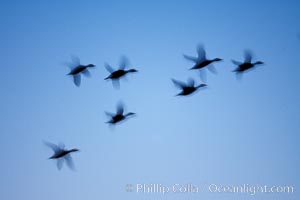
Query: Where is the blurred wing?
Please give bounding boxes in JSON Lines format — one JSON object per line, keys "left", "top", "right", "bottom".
{"left": 64, "top": 154, "right": 75, "bottom": 170}
{"left": 235, "top": 72, "right": 243, "bottom": 80}
{"left": 196, "top": 44, "right": 206, "bottom": 61}
{"left": 231, "top": 59, "right": 242, "bottom": 65}
{"left": 104, "top": 63, "right": 114, "bottom": 73}
{"left": 56, "top": 158, "right": 64, "bottom": 170}
{"left": 73, "top": 74, "right": 81, "bottom": 87}
{"left": 116, "top": 102, "right": 124, "bottom": 115}
{"left": 112, "top": 79, "right": 120, "bottom": 89}
{"left": 71, "top": 55, "right": 80, "bottom": 66}
{"left": 183, "top": 54, "right": 198, "bottom": 63}
{"left": 58, "top": 142, "right": 65, "bottom": 150}
{"left": 119, "top": 56, "right": 129, "bottom": 70}
{"left": 244, "top": 50, "right": 253, "bottom": 63}
{"left": 62, "top": 61, "right": 75, "bottom": 70}
{"left": 82, "top": 69, "right": 91, "bottom": 77}
{"left": 44, "top": 141, "right": 60, "bottom": 153}
{"left": 207, "top": 65, "right": 218, "bottom": 74}
{"left": 187, "top": 78, "right": 195, "bottom": 87}
{"left": 172, "top": 79, "right": 186, "bottom": 89}
{"left": 105, "top": 111, "right": 114, "bottom": 117}
{"left": 199, "top": 69, "right": 207, "bottom": 83}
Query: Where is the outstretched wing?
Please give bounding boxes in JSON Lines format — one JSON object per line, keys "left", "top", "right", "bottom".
{"left": 183, "top": 54, "right": 198, "bottom": 63}
{"left": 104, "top": 63, "right": 114, "bottom": 73}
{"left": 196, "top": 44, "right": 206, "bottom": 61}
{"left": 44, "top": 141, "right": 60, "bottom": 153}
{"left": 58, "top": 142, "right": 65, "bottom": 150}
{"left": 172, "top": 79, "right": 186, "bottom": 89}
{"left": 207, "top": 65, "right": 217, "bottom": 74}
{"left": 73, "top": 74, "right": 81, "bottom": 87}
{"left": 112, "top": 79, "right": 120, "bottom": 89}
{"left": 119, "top": 56, "right": 129, "bottom": 70}
{"left": 199, "top": 69, "right": 207, "bottom": 83}
{"left": 71, "top": 55, "right": 80, "bottom": 66}
{"left": 235, "top": 72, "right": 243, "bottom": 80}
{"left": 56, "top": 158, "right": 64, "bottom": 170}
{"left": 187, "top": 78, "right": 195, "bottom": 87}
{"left": 105, "top": 111, "right": 115, "bottom": 117}
{"left": 64, "top": 154, "right": 75, "bottom": 170}
{"left": 82, "top": 69, "right": 91, "bottom": 77}
{"left": 116, "top": 102, "right": 124, "bottom": 115}
{"left": 244, "top": 49, "right": 253, "bottom": 63}
{"left": 231, "top": 59, "right": 242, "bottom": 65}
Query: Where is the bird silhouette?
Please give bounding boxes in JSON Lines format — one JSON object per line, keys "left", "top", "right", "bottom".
{"left": 183, "top": 44, "right": 222, "bottom": 82}
{"left": 104, "top": 56, "right": 138, "bottom": 89}
{"left": 67, "top": 56, "right": 95, "bottom": 87}
{"left": 105, "top": 102, "right": 135, "bottom": 125}
{"left": 172, "top": 78, "right": 207, "bottom": 96}
{"left": 232, "top": 50, "right": 264, "bottom": 79}
{"left": 44, "top": 141, "right": 79, "bottom": 170}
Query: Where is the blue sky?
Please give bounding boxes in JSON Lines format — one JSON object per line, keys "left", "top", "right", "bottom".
{"left": 0, "top": 0, "right": 299, "bottom": 199}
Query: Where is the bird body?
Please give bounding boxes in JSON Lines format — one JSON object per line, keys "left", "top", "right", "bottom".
{"left": 172, "top": 78, "right": 206, "bottom": 96}
{"left": 184, "top": 45, "right": 221, "bottom": 82}
{"left": 104, "top": 56, "right": 138, "bottom": 88}
{"left": 105, "top": 69, "right": 137, "bottom": 80}
{"left": 190, "top": 58, "right": 222, "bottom": 70}
{"left": 49, "top": 149, "right": 79, "bottom": 159}
{"left": 44, "top": 141, "right": 79, "bottom": 170}
{"left": 184, "top": 44, "right": 222, "bottom": 70}
{"left": 177, "top": 84, "right": 207, "bottom": 96}
{"left": 178, "top": 86, "right": 197, "bottom": 96}
{"left": 232, "top": 50, "right": 264, "bottom": 74}
{"left": 233, "top": 61, "right": 264, "bottom": 73}
{"left": 109, "top": 114, "right": 125, "bottom": 124}
{"left": 106, "top": 103, "right": 135, "bottom": 125}
{"left": 66, "top": 56, "right": 95, "bottom": 87}
{"left": 68, "top": 64, "right": 95, "bottom": 75}
{"left": 107, "top": 113, "right": 135, "bottom": 124}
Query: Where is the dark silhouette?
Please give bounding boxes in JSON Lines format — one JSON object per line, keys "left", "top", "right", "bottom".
{"left": 232, "top": 50, "right": 264, "bottom": 79}
{"left": 105, "top": 102, "right": 135, "bottom": 125}
{"left": 67, "top": 56, "right": 95, "bottom": 87}
{"left": 44, "top": 141, "right": 79, "bottom": 170}
{"left": 104, "top": 56, "right": 138, "bottom": 89}
{"left": 172, "top": 78, "right": 206, "bottom": 96}
{"left": 183, "top": 44, "right": 222, "bottom": 82}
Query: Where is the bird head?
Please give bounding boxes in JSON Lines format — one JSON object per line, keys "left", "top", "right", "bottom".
{"left": 127, "top": 69, "right": 138, "bottom": 73}
{"left": 197, "top": 83, "right": 207, "bottom": 88}
{"left": 254, "top": 61, "right": 264, "bottom": 65}
{"left": 69, "top": 148, "right": 80, "bottom": 153}
{"left": 87, "top": 64, "right": 96, "bottom": 68}
{"left": 125, "top": 112, "right": 136, "bottom": 117}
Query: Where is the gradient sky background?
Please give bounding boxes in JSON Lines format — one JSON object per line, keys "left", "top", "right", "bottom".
{"left": 0, "top": 0, "right": 299, "bottom": 199}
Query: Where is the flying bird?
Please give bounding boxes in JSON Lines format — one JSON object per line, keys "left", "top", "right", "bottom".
{"left": 104, "top": 56, "right": 138, "bottom": 89}
{"left": 183, "top": 44, "right": 222, "bottom": 82}
{"left": 66, "top": 56, "right": 95, "bottom": 87}
{"left": 105, "top": 102, "right": 135, "bottom": 125}
{"left": 232, "top": 50, "right": 264, "bottom": 79}
{"left": 172, "top": 78, "right": 207, "bottom": 96}
{"left": 44, "top": 141, "right": 79, "bottom": 170}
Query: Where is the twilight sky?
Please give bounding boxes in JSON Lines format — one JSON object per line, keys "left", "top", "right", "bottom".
{"left": 0, "top": 0, "right": 299, "bottom": 199}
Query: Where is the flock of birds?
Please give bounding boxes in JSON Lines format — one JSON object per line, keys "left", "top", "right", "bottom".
{"left": 45, "top": 44, "right": 264, "bottom": 170}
